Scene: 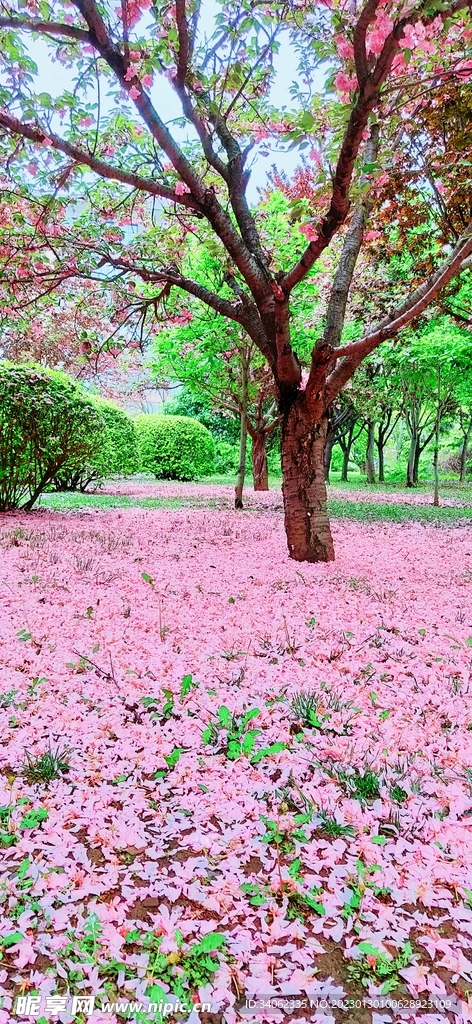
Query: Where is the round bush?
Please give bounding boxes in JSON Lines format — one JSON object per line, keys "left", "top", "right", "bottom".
{"left": 54, "top": 398, "right": 139, "bottom": 491}
{"left": 0, "top": 362, "right": 102, "bottom": 510}
{"left": 136, "top": 414, "right": 215, "bottom": 480}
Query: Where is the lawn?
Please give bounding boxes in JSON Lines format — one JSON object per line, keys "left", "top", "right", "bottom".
{"left": 1, "top": 481, "right": 472, "bottom": 1024}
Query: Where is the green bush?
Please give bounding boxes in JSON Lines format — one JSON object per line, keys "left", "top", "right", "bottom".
{"left": 136, "top": 414, "right": 215, "bottom": 480}
{"left": 0, "top": 363, "right": 102, "bottom": 511}
{"left": 214, "top": 440, "right": 241, "bottom": 474}
{"left": 54, "top": 398, "right": 139, "bottom": 491}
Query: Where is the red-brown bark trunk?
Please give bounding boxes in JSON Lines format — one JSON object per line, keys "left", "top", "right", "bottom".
{"left": 281, "top": 403, "right": 334, "bottom": 563}
{"left": 252, "top": 433, "right": 269, "bottom": 491}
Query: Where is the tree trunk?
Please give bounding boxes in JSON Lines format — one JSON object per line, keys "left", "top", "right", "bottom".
{"left": 432, "top": 369, "right": 441, "bottom": 506}
{"left": 377, "top": 438, "right": 385, "bottom": 484}
{"left": 235, "top": 410, "right": 248, "bottom": 509}
{"left": 281, "top": 404, "right": 334, "bottom": 563}
{"left": 341, "top": 448, "right": 350, "bottom": 482}
{"left": 365, "top": 420, "right": 376, "bottom": 483}
{"left": 251, "top": 432, "right": 269, "bottom": 490}
{"left": 413, "top": 440, "right": 421, "bottom": 485}
{"left": 432, "top": 441, "right": 439, "bottom": 506}
{"left": 406, "top": 436, "right": 417, "bottom": 488}
{"left": 459, "top": 419, "right": 472, "bottom": 482}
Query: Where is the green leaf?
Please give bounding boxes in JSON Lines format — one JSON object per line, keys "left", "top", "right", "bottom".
{"left": 241, "top": 731, "right": 257, "bottom": 756}
{"left": 288, "top": 857, "right": 301, "bottom": 878}
{"left": 371, "top": 835, "right": 387, "bottom": 844}
{"left": 299, "top": 110, "right": 314, "bottom": 130}
{"left": 19, "top": 807, "right": 48, "bottom": 829}
{"left": 218, "top": 705, "right": 232, "bottom": 728}
{"left": 304, "top": 895, "right": 325, "bottom": 915}
{"left": 358, "top": 941, "right": 381, "bottom": 956}
{"left": 17, "top": 858, "right": 31, "bottom": 880}
{"left": 141, "top": 572, "right": 154, "bottom": 586}
{"left": 242, "top": 708, "right": 261, "bottom": 725}
{"left": 164, "top": 747, "right": 186, "bottom": 769}
{"left": 251, "top": 741, "right": 286, "bottom": 764}
{"left": 193, "top": 932, "right": 226, "bottom": 953}
{"left": 180, "top": 673, "right": 197, "bottom": 697}
{"left": 226, "top": 739, "right": 241, "bottom": 760}
{"left": 1, "top": 931, "right": 24, "bottom": 947}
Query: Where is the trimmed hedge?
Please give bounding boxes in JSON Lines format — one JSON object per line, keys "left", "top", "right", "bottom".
{"left": 0, "top": 362, "right": 102, "bottom": 510}
{"left": 136, "top": 414, "right": 215, "bottom": 480}
{"left": 54, "top": 398, "right": 139, "bottom": 491}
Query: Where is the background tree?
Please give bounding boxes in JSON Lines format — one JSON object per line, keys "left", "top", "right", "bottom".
{"left": 150, "top": 311, "right": 280, "bottom": 505}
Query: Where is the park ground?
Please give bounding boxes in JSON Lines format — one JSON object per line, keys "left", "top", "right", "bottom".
{"left": 1, "top": 479, "right": 472, "bottom": 1024}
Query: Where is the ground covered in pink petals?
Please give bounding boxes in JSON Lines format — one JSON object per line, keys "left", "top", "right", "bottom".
{"left": 1, "top": 498, "right": 472, "bottom": 1024}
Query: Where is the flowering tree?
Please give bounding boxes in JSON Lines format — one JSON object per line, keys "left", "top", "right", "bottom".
{"left": 1, "top": 0, "right": 472, "bottom": 560}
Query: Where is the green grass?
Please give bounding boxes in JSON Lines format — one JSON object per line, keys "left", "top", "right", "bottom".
{"left": 36, "top": 476, "right": 472, "bottom": 527}
{"left": 38, "top": 491, "right": 228, "bottom": 512}
{"left": 327, "top": 496, "right": 472, "bottom": 525}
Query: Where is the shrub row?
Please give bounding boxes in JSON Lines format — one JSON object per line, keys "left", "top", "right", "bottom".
{"left": 0, "top": 364, "right": 215, "bottom": 510}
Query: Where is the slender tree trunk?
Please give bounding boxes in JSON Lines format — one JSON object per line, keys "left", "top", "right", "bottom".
{"left": 365, "top": 420, "right": 376, "bottom": 483}
{"left": 413, "top": 440, "right": 421, "bottom": 485}
{"left": 406, "top": 435, "right": 417, "bottom": 488}
{"left": 341, "top": 448, "right": 350, "bottom": 482}
{"left": 432, "top": 439, "right": 440, "bottom": 506}
{"left": 324, "top": 432, "right": 335, "bottom": 484}
{"left": 281, "top": 404, "right": 334, "bottom": 563}
{"left": 235, "top": 411, "right": 248, "bottom": 509}
{"left": 251, "top": 432, "right": 269, "bottom": 490}
{"left": 459, "top": 419, "right": 472, "bottom": 482}
{"left": 432, "top": 369, "right": 441, "bottom": 507}
{"left": 377, "top": 435, "right": 385, "bottom": 483}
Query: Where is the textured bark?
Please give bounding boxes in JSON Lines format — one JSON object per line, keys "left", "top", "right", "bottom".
{"left": 365, "top": 420, "right": 376, "bottom": 483}
{"left": 281, "top": 405, "right": 334, "bottom": 563}
{"left": 251, "top": 433, "right": 269, "bottom": 491}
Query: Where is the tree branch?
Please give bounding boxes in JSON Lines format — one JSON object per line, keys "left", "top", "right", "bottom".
{"left": 0, "top": 111, "right": 200, "bottom": 210}
{"left": 280, "top": 0, "right": 469, "bottom": 295}
{"left": 323, "top": 122, "right": 380, "bottom": 351}
{"left": 324, "top": 223, "right": 472, "bottom": 405}
{"left": 0, "top": 15, "right": 90, "bottom": 41}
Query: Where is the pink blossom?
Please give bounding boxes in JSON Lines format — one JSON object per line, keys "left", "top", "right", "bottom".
{"left": 334, "top": 71, "right": 357, "bottom": 94}
{"left": 174, "top": 180, "right": 191, "bottom": 195}
{"left": 299, "top": 222, "right": 319, "bottom": 242}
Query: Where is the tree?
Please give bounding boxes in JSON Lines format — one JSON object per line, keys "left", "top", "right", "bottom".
{"left": 324, "top": 396, "right": 355, "bottom": 484}
{"left": 1, "top": 0, "right": 472, "bottom": 560}
{"left": 384, "top": 319, "right": 472, "bottom": 490}
{"left": 150, "top": 303, "right": 279, "bottom": 507}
